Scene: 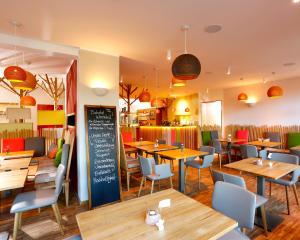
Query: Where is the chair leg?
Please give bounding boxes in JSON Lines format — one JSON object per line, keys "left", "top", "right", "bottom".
{"left": 285, "top": 186, "right": 290, "bottom": 215}
{"left": 18, "top": 212, "right": 22, "bottom": 230}
{"left": 185, "top": 166, "right": 188, "bottom": 183}
{"left": 269, "top": 182, "right": 272, "bottom": 197}
{"left": 138, "top": 177, "right": 144, "bottom": 197}
{"left": 126, "top": 172, "right": 130, "bottom": 191}
{"left": 170, "top": 177, "right": 173, "bottom": 189}
{"left": 158, "top": 180, "right": 161, "bottom": 190}
{"left": 52, "top": 203, "right": 64, "bottom": 235}
{"left": 13, "top": 212, "right": 21, "bottom": 240}
{"left": 198, "top": 169, "right": 201, "bottom": 190}
{"left": 260, "top": 205, "right": 268, "bottom": 236}
{"left": 292, "top": 184, "right": 299, "bottom": 206}
{"left": 171, "top": 160, "right": 174, "bottom": 170}
{"left": 64, "top": 181, "right": 69, "bottom": 207}
{"left": 219, "top": 154, "right": 222, "bottom": 169}
{"left": 151, "top": 180, "right": 155, "bottom": 194}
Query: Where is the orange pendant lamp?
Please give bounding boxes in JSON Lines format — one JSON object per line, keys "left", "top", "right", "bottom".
{"left": 20, "top": 96, "right": 36, "bottom": 106}
{"left": 4, "top": 66, "right": 26, "bottom": 83}
{"left": 237, "top": 93, "right": 248, "bottom": 101}
{"left": 151, "top": 98, "right": 166, "bottom": 108}
{"left": 11, "top": 71, "right": 37, "bottom": 90}
{"left": 139, "top": 88, "right": 151, "bottom": 102}
{"left": 267, "top": 86, "right": 283, "bottom": 98}
{"left": 172, "top": 78, "right": 186, "bottom": 87}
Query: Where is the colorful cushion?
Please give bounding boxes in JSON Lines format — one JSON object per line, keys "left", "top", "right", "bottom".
{"left": 201, "top": 131, "right": 211, "bottom": 146}
{"left": 2, "top": 138, "right": 25, "bottom": 153}
{"left": 57, "top": 138, "right": 65, "bottom": 150}
{"left": 121, "top": 132, "right": 133, "bottom": 142}
{"left": 288, "top": 133, "right": 300, "bottom": 149}
{"left": 48, "top": 145, "right": 58, "bottom": 159}
{"left": 54, "top": 148, "right": 63, "bottom": 167}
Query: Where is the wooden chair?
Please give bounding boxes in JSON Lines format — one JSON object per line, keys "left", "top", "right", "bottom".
{"left": 120, "top": 135, "right": 140, "bottom": 191}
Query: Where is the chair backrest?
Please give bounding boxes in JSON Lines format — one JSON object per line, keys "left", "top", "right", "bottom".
{"left": 24, "top": 136, "right": 46, "bottom": 157}
{"left": 202, "top": 154, "right": 215, "bottom": 168}
{"left": 65, "top": 131, "right": 75, "bottom": 182}
{"left": 212, "top": 181, "right": 256, "bottom": 230}
{"left": 265, "top": 132, "right": 280, "bottom": 142}
{"left": 199, "top": 145, "right": 215, "bottom": 155}
{"left": 138, "top": 155, "right": 153, "bottom": 176}
{"left": 223, "top": 173, "right": 247, "bottom": 189}
{"left": 210, "top": 130, "right": 219, "bottom": 140}
{"left": 1, "top": 138, "right": 25, "bottom": 153}
{"left": 270, "top": 153, "right": 299, "bottom": 164}
{"left": 211, "top": 170, "right": 224, "bottom": 184}
{"left": 212, "top": 140, "right": 222, "bottom": 152}
{"left": 172, "top": 142, "right": 182, "bottom": 147}
{"left": 61, "top": 144, "right": 70, "bottom": 169}
{"left": 259, "top": 149, "right": 268, "bottom": 160}
{"left": 201, "top": 131, "right": 211, "bottom": 146}
{"left": 158, "top": 139, "right": 166, "bottom": 144}
{"left": 288, "top": 132, "right": 300, "bottom": 149}
{"left": 240, "top": 144, "right": 258, "bottom": 159}
{"left": 55, "top": 164, "right": 66, "bottom": 196}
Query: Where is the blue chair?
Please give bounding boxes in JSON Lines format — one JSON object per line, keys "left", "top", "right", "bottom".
{"left": 240, "top": 144, "right": 258, "bottom": 159}
{"left": 161, "top": 142, "right": 182, "bottom": 169}
{"left": 212, "top": 181, "right": 256, "bottom": 240}
{"left": 138, "top": 156, "right": 173, "bottom": 197}
{"left": 210, "top": 130, "right": 219, "bottom": 141}
{"left": 199, "top": 145, "right": 215, "bottom": 155}
{"left": 185, "top": 154, "right": 215, "bottom": 190}
{"left": 0, "top": 232, "right": 8, "bottom": 240}
{"left": 265, "top": 132, "right": 281, "bottom": 143}
{"left": 259, "top": 149, "right": 268, "bottom": 160}
{"left": 211, "top": 169, "right": 224, "bottom": 184}
{"left": 10, "top": 164, "right": 66, "bottom": 239}
{"left": 223, "top": 173, "right": 268, "bottom": 235}
{"left": 213, "top": 140, "right": 230, "bottom": 168}
{"left": 63, "top": 235, "right": 82, "bottom": 240}
{"left": 266, "top": 153, "right": 300, "bottom": 215}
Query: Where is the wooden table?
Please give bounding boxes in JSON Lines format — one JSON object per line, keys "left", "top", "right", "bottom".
{"left": 217, "top": 138, "right": 248, "bottom": 161}
{"left": 0, "top": 150, "right": 34, "bottom": 160}
{"left": 157, "top": 149, "right": 208, "bottom": 192}
{"left": 248, "top": 141, "right": 281, "bottom": 149}
{"left": 124, "top": 141, "right": 154, "bottom": 148}
{"left": 225, "top": 158, "right": 299, "bottom": 231}
{"left": 0, "top": 157, "right": 31, "bottom": 171}
{"left": 76, "top": 189, "right": 237, "bottom": 240}
{"left": 0, "top": 169, "right": 28, "bottom": 191}
{"left": 135, "top": 144, "right": 179, "bottom": 163}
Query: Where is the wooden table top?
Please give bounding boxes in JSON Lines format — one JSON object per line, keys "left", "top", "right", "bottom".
{"left": 217, "top": 138, "right": 247, "bottom": 143}
{"left": 0, "top": 157, "right": 31, "bottom": 171}
{"left": 0, "top": 169, "right": 28, "bottom": 191}
{"left": 225, "top": 158, "right": 299, "bottom": 180}
{"left": 124, "top": 141, "right": 154, "bottom": 147}
{"left": 76, "top": 189, "right": 237, "bottom": 240}
{"left": 157, "top": 148, "right": 208, "bottom": 160}
{"left": 290, "top": 145, "right": 300, "bottom": 151}
{"left": 0, "top": 150, "right": 34, "bottom": 159}
{"left": 135, "top": 144, "right": 179, "bottom": 153}
{"left": 248, "top": 141, "right": 281, "bottom": 148}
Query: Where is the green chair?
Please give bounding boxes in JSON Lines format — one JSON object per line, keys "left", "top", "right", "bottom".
{"left": 201, "top": 131, "right": 212, "bottom": 146}
{"left": 288, "top": 133, "right": 300, "bottom": 148}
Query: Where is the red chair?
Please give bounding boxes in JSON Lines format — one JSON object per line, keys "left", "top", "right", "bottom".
{"left": 1, "top": 138, "right": 25, "bottom": 153}
{"left": 236, "top": 130, "right": 249, "bottom": 144}
{"left": 121, "top": 131, "right": 137, "bottom": 157}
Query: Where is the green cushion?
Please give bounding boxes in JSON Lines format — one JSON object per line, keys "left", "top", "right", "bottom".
{"left": 202, "top": 131, "right": 212, "bottom": 146}
{"left": 288, "top": 133, "right": 300, "bottom": 148}
{"left": 57, "top": 138, "right": 65, "bottom": 150}
{"left": 54, "top": 148, "right": 63, "bottom": 167}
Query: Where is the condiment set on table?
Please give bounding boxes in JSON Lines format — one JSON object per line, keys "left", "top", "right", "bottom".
{"left": 253, "top": 153, "right": 273, "bottom": 167}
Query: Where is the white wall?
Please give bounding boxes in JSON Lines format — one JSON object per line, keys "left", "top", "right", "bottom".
{"left": 223, "top": 77, "right": 300, "bottom": 126}
{"left": 77, "top": 49, "right": 119, "bottom": 202}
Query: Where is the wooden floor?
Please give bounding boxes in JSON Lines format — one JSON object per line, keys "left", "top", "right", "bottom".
{"left": 1, "top": 159, "right": 300, "bottom": 239}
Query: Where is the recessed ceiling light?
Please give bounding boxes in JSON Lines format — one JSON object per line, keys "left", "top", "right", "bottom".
{"left": 166, "top": 49, "right": 172, "bottom": 61}
{"left": 240, "top": 77, "right": 244, "bottom": 81}
{"left": 205, "top": 71, "right": 213, "bottom": 74}
{"left": 283, "top": 62, "right": 296, "bottom": 66}
{"left": 204, "top": 25, "right": 222, "bottom": 33}
{"left": 292, "top": 0, "right": 300, "bottom": 3}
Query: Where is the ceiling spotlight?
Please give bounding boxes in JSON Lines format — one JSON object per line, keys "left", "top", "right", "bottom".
{"left": 283, "top": 62, "right": 296, "bottom": 67}
{"left": 226, "top": 66, "right": 231, "bottom": 75}
{"left": 292, "top": 0, "right": 300, "bottom": 3}
{"left": 240, "top": 77, "right": 244, "bottom": 81}
{"left": 262, "top": 77, "right": 267, "bottom": 84}
{"left": 204, "top": 25, "right": 222, "bottom": 33}
{"left": 167, "top": 49, "right": 172, "bottom": 61}
{"left": 120, "top": 75, "right": 123, "bottom": 83}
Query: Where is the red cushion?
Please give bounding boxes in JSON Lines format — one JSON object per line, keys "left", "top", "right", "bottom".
{"left": 2, "top": 138, "right": 25, "bottom": 153}
{"left": 236, "top": 130, "right": 249, "bottom": 144}
{"left": 121, "top": 132, "right": 133, "bottom": 142}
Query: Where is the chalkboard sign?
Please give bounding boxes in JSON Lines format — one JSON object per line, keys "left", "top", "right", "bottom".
{"left": 85, "top": 105, "right": 121, "bottom": 209}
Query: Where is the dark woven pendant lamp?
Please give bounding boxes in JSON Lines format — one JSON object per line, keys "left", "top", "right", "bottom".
{"left": 172, "top": 25, "right": 201, "bottom": 80}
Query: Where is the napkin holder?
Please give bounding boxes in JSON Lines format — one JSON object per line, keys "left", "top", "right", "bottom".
{"left": 145, "top": 210, "right": 161, "bottom": 225}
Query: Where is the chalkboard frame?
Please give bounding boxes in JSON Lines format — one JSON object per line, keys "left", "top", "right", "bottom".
{"left": 84, "top": 105, "right": 122, "bottom": 209}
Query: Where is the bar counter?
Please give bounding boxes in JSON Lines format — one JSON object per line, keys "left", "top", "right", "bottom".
{"left": 139, "top": 126, "right": 199, "bottom": 149}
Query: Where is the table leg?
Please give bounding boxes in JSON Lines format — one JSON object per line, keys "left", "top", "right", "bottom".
{"left": 154, "top": 153, "right": 159, "bottom": 165}
{"left": 178, "top": 159, "right": 185, "bottom": 193}
{"left": 255, "top": 176, "right": 283, "bottom": 231}
{"left": 227, "top": 142, "right": 232, "bottom": 163}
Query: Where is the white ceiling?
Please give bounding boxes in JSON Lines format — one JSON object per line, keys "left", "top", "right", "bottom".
{"left": 0, "top": 0, "right": 300, "bottom": 96}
